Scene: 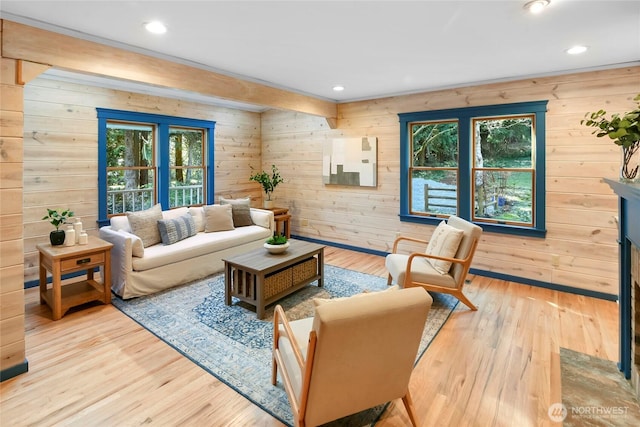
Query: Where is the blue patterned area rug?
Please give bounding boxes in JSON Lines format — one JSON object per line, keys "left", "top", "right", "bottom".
{"left": 112, "top": 265, "right": 458, "bottom": 426}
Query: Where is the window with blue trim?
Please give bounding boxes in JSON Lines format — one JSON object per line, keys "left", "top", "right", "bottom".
{"left": 399, "top": 101, "right": 547, "bottom": 237}
{"left": 97, "top": 109, "right": 215, "bottom": 227}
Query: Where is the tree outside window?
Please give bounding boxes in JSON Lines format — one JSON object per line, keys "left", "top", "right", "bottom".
{"left": 472, "top": 115, "right": 535, "bottom": 226}
{"left": 399, "top": 101, "right": 547, "bottom": 237}
{"left": 169, "top": 127, "right": 205, "bottom": 208}
{"left": 106, "top": 122, "right": 155, "bottom": 215}
{"left": 97, "top": 109, "right": 215, "bottom": 226}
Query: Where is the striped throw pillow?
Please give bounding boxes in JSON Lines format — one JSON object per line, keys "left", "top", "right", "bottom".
{"left": 157, "top": 214, "right": 197, "bottom": 245}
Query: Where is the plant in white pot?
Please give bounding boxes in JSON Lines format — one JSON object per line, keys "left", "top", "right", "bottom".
{"left": 42, "top": 208, "right": 74, "bottom": 246}
{"left": 581, "top": 94, "right": 640, "bottom": 181}
{"left": 249, "top": 164, "right": 284, "bottom": 209}
{"left": 264, "top": 233, "right": 289, "bottom": 254}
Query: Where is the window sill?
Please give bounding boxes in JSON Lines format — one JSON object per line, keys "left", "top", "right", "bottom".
{"left": 399, "top": 214, "right": 546, "bottom": 238}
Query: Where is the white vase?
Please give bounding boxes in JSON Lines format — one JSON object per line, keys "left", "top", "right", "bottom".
{"left": 73, "top": 218, "right": 83, "bottom": 243}
{"left": 64, "top": 224, "right": 76, "bottom": 246}
{"left": 78, "top": 231, "right": 88, "bottom": 245}
{"left": 263, "top": 200, "right": 275, "bottom": 209}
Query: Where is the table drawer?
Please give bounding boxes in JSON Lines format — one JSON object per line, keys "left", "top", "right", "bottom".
{"left": 60, "top": 252, "right": 105, "bottom": 272}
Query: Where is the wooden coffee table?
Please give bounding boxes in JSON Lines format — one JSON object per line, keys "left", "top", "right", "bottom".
{"left": 223, "top": 240, "right": 325, "bottom": 319}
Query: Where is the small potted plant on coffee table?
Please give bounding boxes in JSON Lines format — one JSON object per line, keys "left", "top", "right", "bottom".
{"left": 264, "top": 233, "right": 289, "bottom": 254}
{"left": 42, "top": 208, "right": 74, "bottom": 246}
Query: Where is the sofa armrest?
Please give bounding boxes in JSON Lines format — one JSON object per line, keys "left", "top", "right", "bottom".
{"left": 99, "top": 226, "right": 139, "bottom": 296}
{"left": 250, "top": 208, "right": 275, "bottom": 233}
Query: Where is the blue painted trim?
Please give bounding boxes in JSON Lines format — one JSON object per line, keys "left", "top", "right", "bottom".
{"left": 0, "top": 359, "right": 28, "bottom": 382}
{"left": 534, "top": 109, "right": 546, "bottom": 229}
{"left": 24, "top": 270, "right": 91, "bottom": 289}
{"left": 97, "top": 114, "right": 108, "bottom": 224}
{"left": 458, "top": 118, "right": 471, "bottom": 217}
{"left": 293, "top": 235, "right": 616, "bottom": 302}
{"left": 468, "top": 268, "right": 617, "bottom": 301}
{"left": 157, "top": 122, "right": 170, "bottom": 209}
{"left": 620, "top": 197, "right": 632, "bottom": 378}
{"left": 398, "top": 100, "right": 548, "bottom": 237}
{"left": 399, "top": 122, "right": 409, "bottom": 217}
{"left": 96, "top": 108, "right": 216, "bottom": 222}
{"left": 291, "top": 235, "right": 389, "bottom": 258}
{"left": 206, "top": 125, "right": 216, "bottom": 204}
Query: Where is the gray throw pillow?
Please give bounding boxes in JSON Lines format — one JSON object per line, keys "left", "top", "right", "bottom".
{"left": 157, "top": 214, "right": 197, "bottom": 245}
{"left": 220, "top": 196, "right": 254, "bottom": 227}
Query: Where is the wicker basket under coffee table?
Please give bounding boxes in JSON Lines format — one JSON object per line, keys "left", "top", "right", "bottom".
{"left": 223, "top": 240, "right": 325, "bottom": 319}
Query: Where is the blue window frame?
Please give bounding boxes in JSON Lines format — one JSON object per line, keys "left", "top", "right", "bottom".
{"left": 97, "top": 108, "right": 215, "bottom": 227}
{"left": 399, "top": 100, "right": 548, "bottom": 237}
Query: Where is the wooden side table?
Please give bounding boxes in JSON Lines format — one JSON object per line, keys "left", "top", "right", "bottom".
{"left": 268, "top": 207, "right": 292, "bottom": 238}
{"left": 36, "top": 236, "right": 113, "bottom": 320}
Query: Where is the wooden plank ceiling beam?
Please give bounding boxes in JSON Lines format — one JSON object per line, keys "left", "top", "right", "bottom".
{"left": 1, "top": 20, "right": 338, "bottom": 126}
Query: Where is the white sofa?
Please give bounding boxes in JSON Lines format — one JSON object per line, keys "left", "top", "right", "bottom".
{"left": 100, "top": 205, "right": 274, "bottom": 299}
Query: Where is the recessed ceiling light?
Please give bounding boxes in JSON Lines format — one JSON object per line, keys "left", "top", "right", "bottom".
{"left": 566, "top": 45, "right": 588, "bottom": 55}
{"left": 524, "top": 0, "right": 550, "bottom": 14}
{"left": 144, "top": 21, "right": 167, "bottom": 34}
{"left": 333, "top": 85, "right": 345, "bottom": 92}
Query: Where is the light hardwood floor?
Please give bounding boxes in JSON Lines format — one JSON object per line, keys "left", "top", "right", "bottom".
{"left": 0, "top": 247, "right": 618, "bottom": 426}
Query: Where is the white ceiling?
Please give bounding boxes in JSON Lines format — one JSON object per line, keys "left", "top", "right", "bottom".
{"left": 1, "top": 0, "right": 639, "bottom": 109}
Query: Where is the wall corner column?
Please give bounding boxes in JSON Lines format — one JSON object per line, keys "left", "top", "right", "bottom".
{"left": 0, "top": 46, "right": 47, "bottom": 381}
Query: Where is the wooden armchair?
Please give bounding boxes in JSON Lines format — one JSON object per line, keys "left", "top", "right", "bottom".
{"left": 272, "top": 287, "right": 432, "bottom": 427}
{"left": 385, "top": 215, "right": 482, "bottom": 310}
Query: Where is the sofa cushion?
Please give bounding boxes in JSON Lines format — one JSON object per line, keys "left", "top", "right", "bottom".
{"left": 424, "top": 221, "right": 464, "bottom": 274}
{"left": 132, "top": 225, "right": 272, "bottom": 271}
{"left": 162, "top": 206, "right": 189, "bottom": 220}
{"left": 126, "top": 204, "right": 163, "bottom": 247}
{"left": 188, "top": 206, "right": 205, "bottom": 232}
{"left": 220, "top": 197, "right": 254, "bottom": 227}
{"left": 157, "top": 214, "right": 197, "bottom": 245}
{"left": 204, "top": 204, "right": 235, "bottom": 232}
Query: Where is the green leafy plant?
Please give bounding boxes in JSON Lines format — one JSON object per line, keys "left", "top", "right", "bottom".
{"left": 249, "top": 164, "right": 284, "bottom": 201}
{"left": 266, "top": 234, "right": 288, "bottom": 245}
{"left": 581, "top": 94, "right": 640, "bottom": 179}
{"left": 42, "top": 208, "right": 74, "bottom": 230}
{"left": 581, "top": 94, "right": 640, "bottom": 148}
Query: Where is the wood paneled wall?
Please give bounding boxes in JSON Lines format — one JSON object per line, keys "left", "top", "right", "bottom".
{"left": 0, "top": 58, "right": 26, "bottom": 376}
{"left": 261, "top": 66, "right": 640, "bottom": 296}
{"left": 21, "top": 77, "right": 263, "bottom": 283}
{"left": 12, "top": 58, "right": 640, "bottom": 301}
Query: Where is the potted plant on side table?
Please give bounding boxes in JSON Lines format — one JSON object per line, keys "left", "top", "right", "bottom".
{"left": 249, "top": 164, "right": 284, "bottom": 209}
{"left": 581, "top": 94, "right": 640, "bottom": 181}
{"left": 42, "top": 208, "right": 74, "bottom": 246}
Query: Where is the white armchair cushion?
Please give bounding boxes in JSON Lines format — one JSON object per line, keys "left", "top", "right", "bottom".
{"left": 276, "top": 317, "right": 313, "bottom": 401}
{"left": 385, "top": 253, "right": 457, "bottom": 288}
{"left": 425, "top": 220, "right": 464, "bottom": 274}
